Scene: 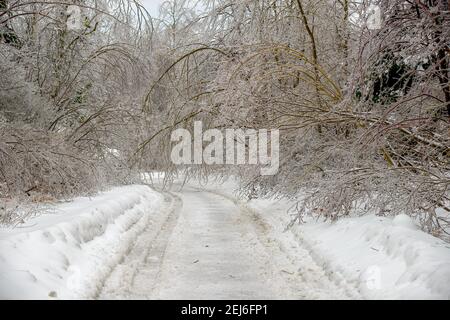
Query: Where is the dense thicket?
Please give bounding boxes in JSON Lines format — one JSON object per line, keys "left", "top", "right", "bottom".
{"left": 0, "top": 0, "right": 152, "bottom": 223}
{"left": 140, "top": 0, "right": 450, "bottom": 237}
{"left": 1, "top": 0, "right": 449, "bottom": 236}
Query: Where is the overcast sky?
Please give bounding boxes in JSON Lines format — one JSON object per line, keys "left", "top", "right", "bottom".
{"left": 139, "top": 0, "right": 166, "bottom": 17}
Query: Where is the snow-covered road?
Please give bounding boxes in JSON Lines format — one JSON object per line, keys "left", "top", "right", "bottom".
{"left": 2, "top": 181, "right": 449, "bottom": 299}
{"left": 99, "top": 185, "right": 357, "bottom": 299}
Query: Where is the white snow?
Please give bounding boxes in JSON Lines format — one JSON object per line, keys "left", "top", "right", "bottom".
{"left": 299, "top": 214, "right": 450, "bottom": 299}
{"left": 246, "top": 198, "right": 450, "bottom": 300}
{"left": 1, "top": 176, "right": 450, "bottom": 300}
{"left": 0, "top": 185, "right": 164, "bottom": 299}
{"left": 188, "top": 178, "right": 450, "bottom": 299}
{"left": 100, "top": 184, "right": 356, "bottom": 299}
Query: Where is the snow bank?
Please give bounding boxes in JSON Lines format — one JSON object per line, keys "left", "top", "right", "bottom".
{"left": 0, "top": 185, "right": 164, "bottom": 299}
{"left": 296, "top": 214, "right": 450, "bottom": 299}
{"left": 247, "top": 196, "right": 450, "bottom": 299}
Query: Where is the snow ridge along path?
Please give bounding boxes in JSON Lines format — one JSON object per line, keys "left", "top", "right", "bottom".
{"left": 99, "top": 185, "right": 358, "bottom": 299}
{"left": 0, "top": 185, "right": 165, "bottom": 299}
{"left": 2, "top": 181, "right": 449, "bottom": 299}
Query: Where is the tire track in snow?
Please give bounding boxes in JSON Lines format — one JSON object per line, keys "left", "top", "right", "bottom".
{"left": 98, "top": 192, "right": 181, "bottom": 299}
{"left": 149, "top": 187, "right": 287, "bottom": 299}
{"left": 99, "top": 185, "right": 360, "bottom": 299}
{"left": 238, "top": 201, "right": 362, "bottom": 299}
{"left": 198, "top": 188, "right": 361, "bottom": 299}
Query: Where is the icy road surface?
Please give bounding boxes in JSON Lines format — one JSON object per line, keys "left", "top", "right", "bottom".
{"left": 2, "top": 182, "right": 449, "bottom": 299}
{"left": 99, "top": 185, "right": 356, "bottom": 299}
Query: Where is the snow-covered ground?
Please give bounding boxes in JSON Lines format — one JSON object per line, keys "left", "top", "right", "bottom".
{"left": 1, "top": 176, "right": 449, "bottom": 299}
{"left": 0, "top": 185, "right": 165, "bottom": 299}
{"left": 100, "top": 184, "right": 354, "bottom": 299}
{"left": 178, "top": 178, "right": 450, "bottom": 300}
{"left": 247, "top": 199, "right": 450, "bottom": 300}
